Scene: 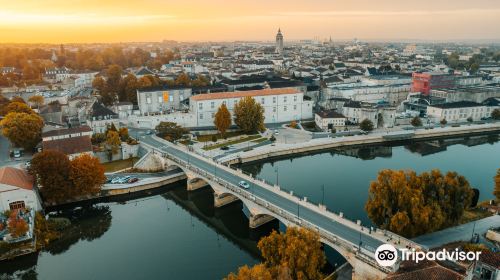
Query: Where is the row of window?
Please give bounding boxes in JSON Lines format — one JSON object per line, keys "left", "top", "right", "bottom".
{"left": 197, "top": 95, "right": 300, "bottom": 110}
{"left": 198, "top": 105, "right": 298, "bottom": 119}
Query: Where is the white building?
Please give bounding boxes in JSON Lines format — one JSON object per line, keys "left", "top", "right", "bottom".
{"left": 0, "top": 167, "right": 41, "bottom": 212}
{"left": 315, "top": 110, "right": 346, "bottom": 132}
{"left": 190, "top": 88, "right": 313, "bottom": 127}
{"left": 426, "top": 101, "right": 496, "bottom": 122}
{"left": 342, "top": 100, "right": 396, "bottom": 128}
{"left": 137, "top": 86, "right": 192, "bottom": 115}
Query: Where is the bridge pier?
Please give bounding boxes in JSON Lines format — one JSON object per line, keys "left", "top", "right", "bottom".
{"left": 249, "top": 213, "right": 276, "bottom": 229}
{"left": 214, "top": 192, "right": 239, "bottom": 208}
{"left": 187, "top": 177, "right": 209, "bottom": 191}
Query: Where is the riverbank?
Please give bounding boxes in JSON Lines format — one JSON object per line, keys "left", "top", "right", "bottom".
{"left": 220, "top": 123, "right": 500, "bottom": 164}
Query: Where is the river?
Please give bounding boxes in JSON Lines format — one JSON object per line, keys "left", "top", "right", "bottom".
{"left": 0, "top": 135, "right": 498, "bottom": 279}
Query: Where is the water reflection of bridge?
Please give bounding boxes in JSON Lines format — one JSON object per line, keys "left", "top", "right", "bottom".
{"left": 163, "top": 184, "right": 278, "bottom": 259}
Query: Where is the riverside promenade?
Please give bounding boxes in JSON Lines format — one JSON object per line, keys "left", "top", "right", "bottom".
{"left": 218, "top": 123, "right": 500, "bottom": 164}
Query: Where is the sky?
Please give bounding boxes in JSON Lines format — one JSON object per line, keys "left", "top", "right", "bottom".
{"left": 1, "top": 0, "right": 500, "bottom": 44}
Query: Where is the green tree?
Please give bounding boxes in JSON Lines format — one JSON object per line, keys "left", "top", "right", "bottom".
{"left": 233, "top": 96, "right": 265, "bottom": 133}
{"left": 155, "top": 122, "right": 189, "bottom": 142}
{"left": 491, "top": 109, "right": 500, "bottom": 120}
{"left": 411, "top": 116, "right": 423, "bottom": 127}
{"left": 494, "top": 169, "right": 500, "bottom": 201}
{"left": 214, "top": 103, "right": 231, "bottom": 137}
{"left": 0, "top": 112, "right": 44, "bottom": 149}
{"left": 440, "top": 118, "right": 447, "bottom": 126}
{"left": 467, "top": 116, "right": 473, "bottom": 123}
{"left": 359, "top": 118, "right": 374, "bottom": 132}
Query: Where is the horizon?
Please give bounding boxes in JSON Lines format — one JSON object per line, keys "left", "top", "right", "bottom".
{"left": 1, "top": 0, "right": 500, "bottom": 44}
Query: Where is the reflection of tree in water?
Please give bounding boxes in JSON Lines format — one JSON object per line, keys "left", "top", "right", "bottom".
{"left": 241, "top": 162, "right": 264, "bottom": 176}
{"left": 487, "top": 134, "right": 499, "bottom": 144}
{"left": 45, "top": 205, "right": 112, "bottom": 255}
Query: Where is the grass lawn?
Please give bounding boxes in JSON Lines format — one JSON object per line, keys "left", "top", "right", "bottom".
{"left": 102, "top": 157, "right": 138, "bottom": 173}
{"left": 196, "top": 131, "right": 246, "bottom": 142}
{"left": 251, "top": 137, "right": 268, "bottom": 143}
{"left": 202, "top": 135, "right": 261, "bottom": 150}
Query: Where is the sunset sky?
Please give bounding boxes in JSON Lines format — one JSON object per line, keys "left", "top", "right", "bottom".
{"left": 1, "top": 0, "right": 500, "bottom": 43}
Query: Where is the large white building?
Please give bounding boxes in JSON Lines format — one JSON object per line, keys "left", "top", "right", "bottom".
{"left": 426, "top": 101, "right": 497, "bottom": 122}
{"left": 137, "top": 86, "right": 192, "bottom": 115}
{"left": 190, "top": 88, "right": 313, "bottom": 127}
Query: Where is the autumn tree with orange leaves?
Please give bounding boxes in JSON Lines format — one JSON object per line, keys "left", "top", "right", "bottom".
{"left": 365, "top": 169, "right": 473, "bottom": 237}
{"left": 225, "top": 227, "right": 325, "bottom": 280}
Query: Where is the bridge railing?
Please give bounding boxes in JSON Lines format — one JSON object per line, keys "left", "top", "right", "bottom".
{"left": 161, "top": 150, "right": 398, "bottom": 273}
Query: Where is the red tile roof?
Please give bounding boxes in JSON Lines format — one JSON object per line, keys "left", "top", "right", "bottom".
{"left": 0, "top": 167, "right": 34, "bottom": 190}
{"left": 190, "top": 88, "right": 299, "bottom": 101}
{"left": 42, "top": 135, "right": 92, "bottom": 155}
{"left": 479, "top": 251, "right": 500, "bottom": 269}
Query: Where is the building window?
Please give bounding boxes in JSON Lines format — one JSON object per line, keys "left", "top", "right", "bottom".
{"left": 9, "top": 201, "right": 25, "bottom": 211}
{"left": 211, "top": 113, "right": 215, "bottom": 118}
{"left": 273, "top": 107, "right": 276, "bottom": 113}
{"left": 158, "top": 96, "right": 162, "bottom": 103}
{"left": 199, "top": 113, "right": 203, "bottom": 119}
{"left": 293, "top": 105, "right": 297, "bottom": 110}
{"left": 284, "top": 96, "right": 287, "bottom": 103}
{"left": 199, "top": 102, "right": 203, "bottom": 109}
{"left": 146, "top": 97, "right": 151, "bottom": 104}
{"left": 261, "top": 98, "right": 265, "bottom": 104}
{"left": 294, "top": 95, "right": 297, "bottom": 102}
{"left": 273, "top": 97, "right": 276, "bottom": 103}
{"left": 284, "top": 106, "right": 287, "bottom": 112}
{"left": 211, "top": 101, "right": 215, "bottom": 109}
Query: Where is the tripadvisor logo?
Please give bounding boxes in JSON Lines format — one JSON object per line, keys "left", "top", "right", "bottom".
{"left": 374, "top": 244, "right": 482, "bottom": 267}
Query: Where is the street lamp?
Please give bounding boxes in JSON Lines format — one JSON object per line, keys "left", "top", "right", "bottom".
{"left": 321, "top": 184, "right": 325, "bottom": 206}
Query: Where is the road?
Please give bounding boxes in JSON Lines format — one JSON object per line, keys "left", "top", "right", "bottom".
{"left": 139, "top": 132, "right": 387, "bottom": 255}
{"left": 413, "top": 215, "right": 500, "bottom": 249}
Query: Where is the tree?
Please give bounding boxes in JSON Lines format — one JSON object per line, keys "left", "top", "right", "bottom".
{"left": 233, "top": 96, "right": 265, "bottom": 133}
{"left": 4, "top": 101, "right": 34, "bottom": 114}
{"left": 174, "top": 73, "right": 191, "bottom": 86}
{"left": 28, "top": 95, "right": 44, "bottom": 109}
{"left": 440, "top": 118, "right": 447, "bottom": 126}
{"left": 105, "top": 130, "right": 121, "bottom": 155}
{"left": 0, "top": 112, "right": 44, "bottom": 149}
{"left": 365, "top": 169, "right": 473, "bottom": 237}
{"left": 30, "top": 150, "right": 72, "bottom": 203}
{"left": 69, "top": 154, "right": 106, "bottom": 197}
{"left": 491, "top": 109, "right": 500, "bottom": 120}
{"left": 214, "top": 103, "right": 231, "bottom": 137}
{"left": 494, "top": 169, "right": 500, "bottom": 201}
{"left": 467, "top": 116, "right": 473, "bottom": 123}
{"left": 257, "top": 227, "right": 325, "bottom": 280}
{"left": 411, "top": 116, "right": 423, "bottom": 127}
{"left": 92, "top": 76, "right": 106, "bottom": 92}
{"left": 118, "top": 127, "right": 129, "bottom": 142}
{"left": 155, "top": 122, "right": 189, "bottom": 142}
{"left": 225, "top": 264, "right": 273, "bottom": 280}
{"left": 8, "top": 211, "right": 29, "bottom": 238}
{"left": 359, "top": 119, "right": 374, "bottom": 132}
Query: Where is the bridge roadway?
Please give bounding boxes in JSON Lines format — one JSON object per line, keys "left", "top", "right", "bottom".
{"left": 140, "top": 134, "right": 419, "bottom": 272}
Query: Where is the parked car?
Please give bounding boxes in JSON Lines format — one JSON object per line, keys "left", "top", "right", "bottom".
{"left": 105, "top": 177, "right": 113, "bottom": 184}
{"left": 238, "top": 181, "right": 250, "bottom": 189}
{"left": 118, "top": 176, "right": 132, "bottom": 183}
{"left": 128, "top": 177, "right": 139, "bottom": 183}
{"left": 111, "top": 177, "right": 122, "bottom": 184}
{"left": 274, "top": 130, "right": 279, "bottom": 135}
{"left": 13, "top": 150, "right": 21, "bottom": 160}
{"left": 220, "top": 146, "right": 229, "bottom": 150}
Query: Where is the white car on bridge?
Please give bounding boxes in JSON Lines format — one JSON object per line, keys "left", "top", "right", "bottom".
{"left": 238, "top": 181, "right": 250, "bottom": 189}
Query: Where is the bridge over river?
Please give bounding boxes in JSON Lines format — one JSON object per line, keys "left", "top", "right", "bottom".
{"left": 138, "top": 134, "right": 424, "bottom": 279}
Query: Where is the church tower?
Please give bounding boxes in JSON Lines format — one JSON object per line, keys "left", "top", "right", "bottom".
{"left": 275, "top": 28, "right": 284, "bottom": 55}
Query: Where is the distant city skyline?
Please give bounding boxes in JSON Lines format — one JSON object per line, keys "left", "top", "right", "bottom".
{"left": 1, "top": 0, "right": 500, "bottom": 44}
